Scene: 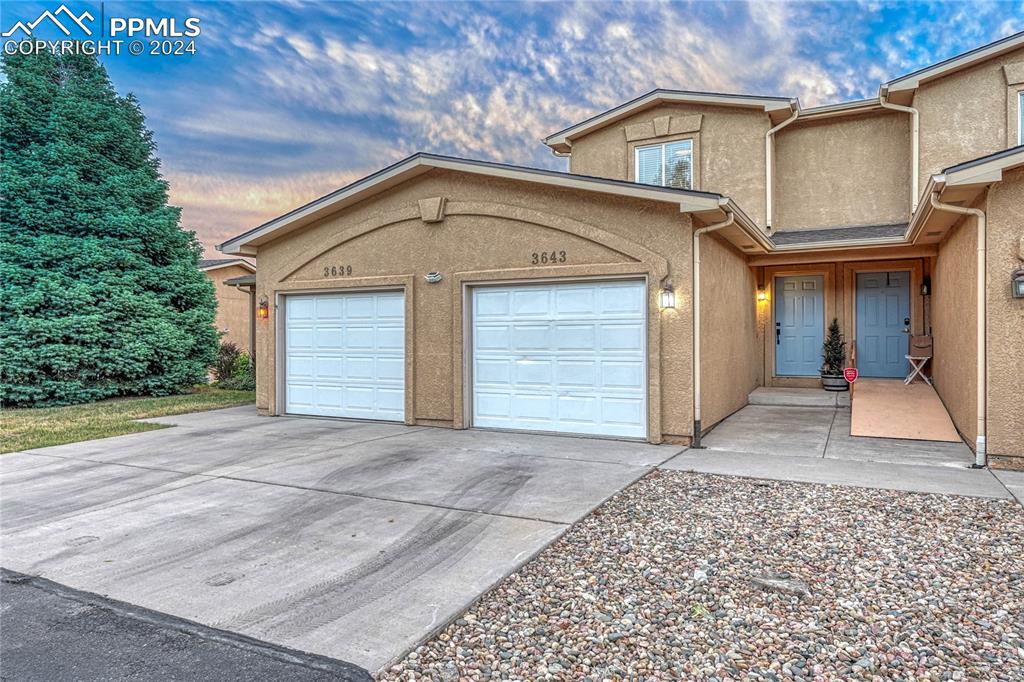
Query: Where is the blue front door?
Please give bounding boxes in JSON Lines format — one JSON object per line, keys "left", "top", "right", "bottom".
{"left": 856, "top": 271, "right": 910, "bottom": 378}
{"left": 775, "top": 275, "right": 824, "bottom": 376}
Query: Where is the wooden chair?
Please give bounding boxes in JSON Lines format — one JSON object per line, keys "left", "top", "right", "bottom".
{"left": 905, "top": 335, "right": 933, "bottom": 385}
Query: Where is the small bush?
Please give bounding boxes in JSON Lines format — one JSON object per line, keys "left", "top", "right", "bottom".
{"left": 215, "top": 342, "right": 255, "bottom": 391}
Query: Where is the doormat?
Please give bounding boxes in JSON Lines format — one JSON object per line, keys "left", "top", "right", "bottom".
{"left": 850, "top": 379, "right": 961, "bottom": 442}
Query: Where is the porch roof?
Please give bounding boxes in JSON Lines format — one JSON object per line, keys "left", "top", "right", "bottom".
{"left": 770, "top": 223, "right": 907, "bottom": 248}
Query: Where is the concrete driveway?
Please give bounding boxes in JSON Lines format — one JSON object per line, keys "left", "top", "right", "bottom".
{"left": 0, "top": 407, "right": 681, "bottom": 672}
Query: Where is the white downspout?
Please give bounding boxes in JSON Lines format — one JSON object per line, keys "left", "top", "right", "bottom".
{"left": 692, "top": 210, "right": 735, "bottom": 448}
{"left": 880, "top": 90, "right": 920, "bottom": 212}
{"left": 765, "top": 109, "right": 799, "bottom": 232}
{"left": 929, "top": 192, "right": 987, "bottom": 468}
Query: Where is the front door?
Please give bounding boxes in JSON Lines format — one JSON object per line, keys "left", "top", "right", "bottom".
{"left": 856, "top": 271, "right": 910, "bottom": 378}
{"left": 774, "top": 275, "right": 824, "bottom": 376}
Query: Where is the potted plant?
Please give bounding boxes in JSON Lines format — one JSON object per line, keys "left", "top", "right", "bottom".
{"left": 820, "top": 318, "right": 848, "bottom": 392}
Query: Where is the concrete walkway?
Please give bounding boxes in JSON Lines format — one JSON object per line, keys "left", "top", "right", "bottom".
{"left": 1, "top": 407, "right": 681, "bottom": 672}
{"left": 662, "top": 403, "right": 1014, "bottom": 500}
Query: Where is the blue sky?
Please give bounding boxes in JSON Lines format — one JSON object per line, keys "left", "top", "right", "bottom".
{"left": 2, "top": 0, "right": 1020, "bottom": 255}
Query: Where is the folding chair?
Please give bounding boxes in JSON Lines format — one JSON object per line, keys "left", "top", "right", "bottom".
{"left": 905, "top": 335, "right": 933, "bottom": 385}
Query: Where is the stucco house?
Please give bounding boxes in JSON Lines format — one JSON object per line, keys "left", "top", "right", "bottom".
{"left": 200, "top": 258, "right": 257, "bottom": 354}
{"left": 219, "top": 32, "right": 1024, "bottom": 462}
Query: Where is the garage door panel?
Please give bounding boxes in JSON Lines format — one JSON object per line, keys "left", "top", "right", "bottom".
{"left": 472, "top": 280, "right": 646, "bottom": 438}
{"left": 285, "top": 292, "right": 404, "bottom": 421}
{"left": 474, "top": 290, "right": 510, "bottom": 317}
{"left": 555, "top": 287, "right": 595, "bottom": 315}
{"left": 511, "top": 325, "right": 550, "bottom": 350}
{"left": 512, "top": 289, "right": 550, "bottom": 316}
{"left": 555, "top": 360, "right": 597, "bottom": 388}
{"left": 600, "top": 284, "right": 645, "bottom": 315}
{"left": 601, "top": 361, "right": 644, "bottom": 389}
{"left": 287, "top": 327, "right": 314, "bottom": 349}
{"left": 600, "top": 323, "right": 644, "bottom": 351}
{"left": 513, "top": 359, "right": 553, "bottom": 386}
{"left": 555, "top": 324, "right": 595, "bottom": 350}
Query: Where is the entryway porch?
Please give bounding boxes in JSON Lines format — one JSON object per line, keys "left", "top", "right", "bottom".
{"left": 704, "top": 386, "right": 974, "bottom": 467}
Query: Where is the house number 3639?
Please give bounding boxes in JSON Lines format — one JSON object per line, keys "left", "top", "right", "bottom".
{"left": 323, "top": 265, "right": 353, "bottom": 277}
{"left": 531, "top": 250, "right": 567, "bottom": 265}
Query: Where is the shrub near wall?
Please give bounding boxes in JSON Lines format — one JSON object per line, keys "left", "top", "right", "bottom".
{"left": 0, "top": 50, "right": 218, "bottom": 406}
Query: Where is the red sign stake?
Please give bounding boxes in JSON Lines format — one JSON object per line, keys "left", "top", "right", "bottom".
{"left": 843, "top": 367, "right": 859, "bottom": 383}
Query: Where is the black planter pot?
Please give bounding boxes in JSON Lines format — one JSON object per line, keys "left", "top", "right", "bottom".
{"left": 820, "top": 374, "right": 849, "bottom": 392}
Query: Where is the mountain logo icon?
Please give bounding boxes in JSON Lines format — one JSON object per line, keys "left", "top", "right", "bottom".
{"left": 2, "top": 4, "right": 95, "bottom": 38}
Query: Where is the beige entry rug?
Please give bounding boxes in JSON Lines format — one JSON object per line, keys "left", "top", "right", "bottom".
{"left": 851, "top": 379, "right": 961, "bottom": 442}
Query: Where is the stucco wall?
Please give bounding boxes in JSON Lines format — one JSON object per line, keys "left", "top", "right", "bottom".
{"left": 568, "top": 104, "right": 770, "bottom": 226}
{"left": 253, "top": 169, "right": 699, "bottom": 443}
{"left": 205, "top": 264, "right": 253, "bottom": 351}
{"left": 931, "top": 215, "right": 978, "bottom": 446}
{"left": 773, "top": 110, "right": 911, "bottom": 230}
{"left": 915, "top": 46, "right": 1024, "bottom": 191}
{"left": 699, "top": 233, "right": 761, "bottom": 429}
{"left": 985, "top": 168, "right": 1024, "bottom": 456}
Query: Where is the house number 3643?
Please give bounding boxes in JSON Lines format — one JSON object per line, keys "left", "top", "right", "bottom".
{"left": 531, "top": 250, "right": 567, "bottom": 265}
{"left": 323, "top": 265, "right": 353, "bottom": 277}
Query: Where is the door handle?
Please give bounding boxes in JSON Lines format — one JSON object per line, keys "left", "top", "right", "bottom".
{"left": 775, "top": 324, "right": 781, "bottom": 345}
{"left": 903, "top": 317, "right": 911, "bottom": 334}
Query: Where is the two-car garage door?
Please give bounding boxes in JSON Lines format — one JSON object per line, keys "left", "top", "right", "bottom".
{"left": 283, "top": 280, "right": 647, "bottom": 438}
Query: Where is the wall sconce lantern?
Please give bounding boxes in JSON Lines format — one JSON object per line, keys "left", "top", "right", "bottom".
{"left": 1012, "top": 268, "right": 1024, "bottom": 299}
{"left": 257, "top": 296, "right": 269, "bottom": 320}
{"left": 756, "top": 288, "right": 768, "bottom": 302}
{"left": 659, "top": 281, "right": 676, "bottom": 310}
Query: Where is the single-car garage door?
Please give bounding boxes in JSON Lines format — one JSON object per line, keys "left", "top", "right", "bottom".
{"left": 471, "top": 280, "right": 647, "bottom": 438}
{"left": 284, "top": 291, "right": 405, "bottom": 420}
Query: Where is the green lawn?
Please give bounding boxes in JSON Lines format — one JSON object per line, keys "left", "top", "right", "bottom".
{"left": 0, "top": 386, "right": 256, "bottom": 454}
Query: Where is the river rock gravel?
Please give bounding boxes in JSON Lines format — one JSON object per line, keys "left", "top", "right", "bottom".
{"left": 380, "top": 470, "right": 1024, "bottom": 681}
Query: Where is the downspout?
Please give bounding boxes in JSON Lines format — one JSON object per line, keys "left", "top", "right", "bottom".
{"left": 247, "top": 286, "right": 257, "bottom": 376}
{"left": 928, "top": 191, "right": 987, "bottom": 468}
{"left": 765, "top": 109, "right": 799, "bottom": 232}
{"left": 692, "top": 210, "right": 735, "bottom": 448}
{"left": 880, "top": 89, "right": 920, "bottom": 212}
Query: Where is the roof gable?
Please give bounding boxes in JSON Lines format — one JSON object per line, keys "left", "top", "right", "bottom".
{"left": 542, "top": 89, "right": 798, "bottom": 154}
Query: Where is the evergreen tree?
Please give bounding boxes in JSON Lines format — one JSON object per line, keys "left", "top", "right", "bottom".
{"left": 0, "top": 49, "right": 218, "bottom": 406}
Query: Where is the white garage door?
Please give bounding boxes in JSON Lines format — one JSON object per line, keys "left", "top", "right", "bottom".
{"left": 284, "top": 291, "right": 404, "bottom": 421}
{"left": 471, "top": 280, "right": 647, "bottom": 438}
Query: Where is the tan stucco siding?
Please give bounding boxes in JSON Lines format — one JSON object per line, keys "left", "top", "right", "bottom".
{"left": 773, "top": 110, "right": 911, "bottom": 230}
{"left": 568, "top": 104, "right": 770, "bottom": 226}
{"left": 985, "top": 168, "right": 1024, "bottom": 456}
{"left": 253, "top": 169, "right": 698, "bottom": 443}
{"left": 205, "top": 264, "right": 252, "bottom": 351}
{"left": 931, "top": 216, "right": 978, "bottom": 446}
{"left": 916, "top": 46, "right": 1024, "bottom": 193}
{"left": 699, "top": 233, "right": 761, "bottom": 429}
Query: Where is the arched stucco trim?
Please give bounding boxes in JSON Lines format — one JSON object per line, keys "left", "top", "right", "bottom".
{"left": 275, "top": 200, "right": 670, "bottom": 282}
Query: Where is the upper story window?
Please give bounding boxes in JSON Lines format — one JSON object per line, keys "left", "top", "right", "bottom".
{"left": 635, "top": 139, "right": 693, "bottom": 189}
{"left": 1019, "top": 90, "right": 1023, "bottom": 144}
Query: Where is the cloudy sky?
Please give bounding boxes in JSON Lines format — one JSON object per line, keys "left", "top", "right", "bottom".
{"left": 3, "top": 1, "right": 1021, "bottom": 255}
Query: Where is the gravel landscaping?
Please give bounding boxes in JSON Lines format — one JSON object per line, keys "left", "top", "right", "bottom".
{"left": 381, "top": 470, "right": 1024, "bottom": 681}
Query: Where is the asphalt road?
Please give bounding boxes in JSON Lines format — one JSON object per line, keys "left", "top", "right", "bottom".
{"left": 0, "top": 569, "right": 371, "bottom": 682}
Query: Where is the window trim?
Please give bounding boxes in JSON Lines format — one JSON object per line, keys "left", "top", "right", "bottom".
{"left": 633, "top": 138, "right": 695, "bottom": 190}
{"left": 1018, "top": 89, "right": 1023, "bottom": 145}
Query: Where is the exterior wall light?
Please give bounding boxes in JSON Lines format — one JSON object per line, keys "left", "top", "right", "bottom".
{"left": 1012, "top": 268, "right": 1024, "bottom": 299}
{"left": 257, "top": 296, "right": 269, "bottom": 320}
{"left": 659, "top": 282, "right": 676, "bottom": 310}
{"left": 756, "top": 288, "right": 768, "bottom": 302}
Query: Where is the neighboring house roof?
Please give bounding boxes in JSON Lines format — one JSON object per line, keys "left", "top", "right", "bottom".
{"left": 224, "top": 274, "right": 256, "bottom": 287}
{"left": 542, "top": 89, "right": 798, "bottom": 153}
{"left": 770, "top": 223, "right": 907, "bottom": 248}
{"left": 199, "top": 258, "right": 256, "bottom": 273}
{"left": 883, "top": 31, "right": 1024, "bottom": 97}
{"left": 218, "top": 152, "right": 770, "bottom": 256}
